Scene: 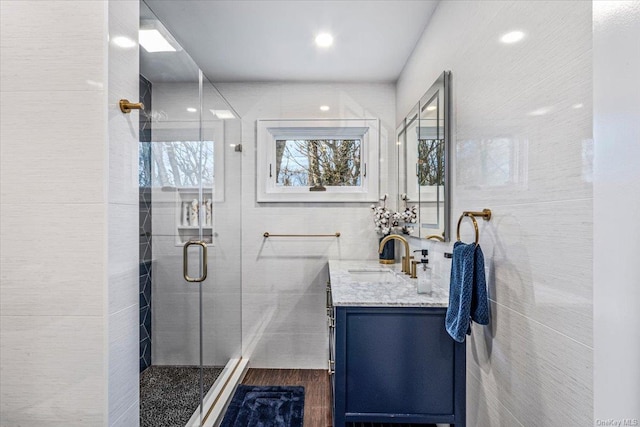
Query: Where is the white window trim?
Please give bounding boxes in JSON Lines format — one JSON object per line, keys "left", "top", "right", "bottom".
{"left": 256, "top": 119, "right": 380, "bottom": 202}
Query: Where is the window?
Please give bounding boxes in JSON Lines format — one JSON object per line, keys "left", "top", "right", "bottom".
{"left": 257, "top": 119, "right": 379, "bottom": 202}
{"left": 275, "top": 138, "right": 362, "bottom": 187}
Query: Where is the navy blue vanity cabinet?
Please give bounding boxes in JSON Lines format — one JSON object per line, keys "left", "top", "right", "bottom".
{"left": 332, "top": 306, "right": 465, "bottom": 426}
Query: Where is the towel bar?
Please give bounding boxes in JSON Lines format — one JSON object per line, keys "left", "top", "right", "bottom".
{"left": 456, "top": 209, "right": 491, "bottom": 245}
{"left": 263, "top": 232, "right": 340, "bottom": 238}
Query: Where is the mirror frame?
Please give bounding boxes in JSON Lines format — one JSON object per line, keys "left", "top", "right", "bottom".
{"left": 397, "top": 70, "right": 451, "bottom": 242}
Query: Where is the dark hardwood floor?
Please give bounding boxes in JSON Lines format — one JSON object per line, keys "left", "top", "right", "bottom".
{"left": 241, "top": 368, "right": 332, "bottom": 427}
{"left": 240, "top": 369, "right": 438, "bottom": 427}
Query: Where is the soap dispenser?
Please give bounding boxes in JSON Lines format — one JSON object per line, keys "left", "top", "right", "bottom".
{"left": 413, "top": 249, "right": 433, "bottom": 294}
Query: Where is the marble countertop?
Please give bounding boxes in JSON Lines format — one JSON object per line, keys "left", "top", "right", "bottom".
{"left": 328, "top": 260, "right": 449, "bottom": 307}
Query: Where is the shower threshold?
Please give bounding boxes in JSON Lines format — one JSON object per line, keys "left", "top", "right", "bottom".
{"left": 186, "top": 357, "right": 248, "bottom": 427}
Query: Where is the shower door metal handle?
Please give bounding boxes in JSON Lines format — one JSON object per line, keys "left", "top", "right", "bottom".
{"left": 183, "top": 240, "right": 208, "bottom": 282}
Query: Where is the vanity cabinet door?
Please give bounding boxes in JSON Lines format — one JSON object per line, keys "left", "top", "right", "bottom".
{"left": 333, "top": 306, "right": 465, "bottom": 427}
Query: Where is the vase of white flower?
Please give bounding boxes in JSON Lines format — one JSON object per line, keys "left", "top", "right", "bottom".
{"left": 371, "top": 194, "right": 419, "bottom": 263}
{"left": 371, "top": 194, "right": 400, "bottom": 264}
{"left": 378, "top": 236, "right": 395, "bottom": 263}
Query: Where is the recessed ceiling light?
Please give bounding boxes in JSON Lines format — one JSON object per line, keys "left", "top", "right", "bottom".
{"left": 139, "top": 29, "right": 176, "bottom": 53}
{"left": 315, "top": 33, "right": 334, "bottom": 48}
{"left": 187, "top": 107, "right": 197, "bottom": 113}
{"left": 112, "top": 36, "right": 136, "bottom": 49}
{"left": 426, "top": 105, "right": 437, "bottom": 111}
{"left": 572, "top": 103, "right": 584, "bottom": 109}
{"left": 500, "top": 30, "right": 525, "bottom": 44}
{"left": 320, "top": 105, "right": 330, "bottom": 111}
{"left": 210, "top": 109, "right": 235, "bottom": 119}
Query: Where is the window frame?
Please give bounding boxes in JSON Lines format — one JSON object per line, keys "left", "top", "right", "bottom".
{"left": 256, "top": 119, "right": 380, "bottom": 202}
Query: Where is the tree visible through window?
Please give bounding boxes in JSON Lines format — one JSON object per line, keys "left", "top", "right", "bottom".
{"left": 417, "top": 138, "right": 444, "bottom": 186}
{"left": 275, "top": 139, "right": 361, "bottom": 187}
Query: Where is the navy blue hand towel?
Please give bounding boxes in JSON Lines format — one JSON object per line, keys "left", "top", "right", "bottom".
{"left": 445, "top": 241, "right": 490, "bottom": 342}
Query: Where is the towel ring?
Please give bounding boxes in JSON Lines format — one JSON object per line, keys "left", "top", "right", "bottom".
{"left": 457, "top": 214, "right": 479, "bottom": 245}
{"left": 456, "top": 209, "right": 492, "bottom": 246}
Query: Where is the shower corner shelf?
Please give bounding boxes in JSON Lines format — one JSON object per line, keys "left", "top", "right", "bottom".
{"left": 174, "top": 189, "right": 214, "bottom": 247}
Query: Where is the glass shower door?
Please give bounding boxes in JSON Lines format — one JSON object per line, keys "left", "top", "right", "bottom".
{"left": 139, "top": 3, "right": 241, "bottom": 425}
{"left": 139, "top": 65, "right": 214, "bottom": 427}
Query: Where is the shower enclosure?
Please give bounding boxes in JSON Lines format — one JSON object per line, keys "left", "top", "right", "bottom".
{"left": 138, "top": 2, "right": 242, "bottom": 425}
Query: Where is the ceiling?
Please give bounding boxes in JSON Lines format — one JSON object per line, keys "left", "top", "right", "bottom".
{"left": 143, "top": 0, "right": 439, "bottom": 83}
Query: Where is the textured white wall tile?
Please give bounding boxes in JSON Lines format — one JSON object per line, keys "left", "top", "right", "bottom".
{"left": 242, "top": 292, "right": 327, "bottom": 337}
{"left": 108, "top": 203, "right": 139, "bottom": 274}
{"left": 248, "top": 332, "right": 328, "bottom": 369}
{"left": 0, "top": 1, "right": 139, "bottom": 426}
{"left": 108, "top": 305, "right": 139, "bottom": 425}
{"left": 396, "top": 1, "right": 505, "bottom": 122}
{"left": 107, "top": 0, "right": 139, "bottom": 103}
{"left": 0, "top": 0, "right": 107, "bottom": 92}
{"left": 108, "top": 265, "right": 139, "bottom": 317}
{"left": 106, "top": 2, "right": 140, "bottom": 424}
{"left": 453, "top": 60, "right": 592, "bottom": 206}
{"left": 0, "top": 315, "right": 104, "bottom": 426}
{"left": 593, "top": 0, "right": 640, "bottom": 420}
{"left": 466, "top": 371, "right": 525, "bottom": 427}
{"left": 107, "top": 203, "right": 138, "bottom": 314}
{"left": 475, "top": 199, "right": 593, "bottom": 346}
{"left": 467, "top": 301, "right": 592, "bottom": 426}
{"left": 0, "top": 91, "right": 107, "bottom": 204}
{"left": 108, "top": 105, "right": 140, "bottom": 205}
{"left": 397, "top": 1, "right": 593, "bottom": 425}
{"left": 0, "top": 203, "right": 106, "bottom": 316}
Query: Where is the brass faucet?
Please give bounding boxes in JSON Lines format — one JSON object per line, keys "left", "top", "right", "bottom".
{"left": 378, "top": 234, "right": 411, "bottom": 274}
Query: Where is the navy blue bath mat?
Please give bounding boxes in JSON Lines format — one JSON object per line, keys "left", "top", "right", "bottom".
{"left": 220, "top": 385, "right": 304, "bottom": 427}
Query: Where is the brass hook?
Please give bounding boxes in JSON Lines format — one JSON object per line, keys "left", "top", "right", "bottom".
{"left": 119, "top": 99, "right": 144, "bottom": 114}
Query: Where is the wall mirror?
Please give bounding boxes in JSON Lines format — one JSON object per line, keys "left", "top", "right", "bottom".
{"left": 397, "top": 71, "right": 451, "bottom": 241}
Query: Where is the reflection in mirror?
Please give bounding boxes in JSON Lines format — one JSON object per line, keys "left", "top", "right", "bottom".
{"left": 397, "top": 71, "right": 451, "bottom": 241}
